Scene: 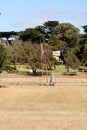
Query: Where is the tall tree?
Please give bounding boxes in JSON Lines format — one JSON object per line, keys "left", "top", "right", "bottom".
{"left": 43, "top": 20, "right": 59, "bottom": 43}
{"left": 0, "top": 45, "right": 7, "bottom": 71}
{"left": 78, "top": 25, "right": 87, "bottom": 69}
{"left": 55, "top": 23, "right": 80, "bottom": 74}
{"left": 23, "top": 42, "right": 54, "bottom": 74}
{"left": 44, "top": 20, "right": 59, "bottom": 31}
{"left": 18, "top": 27, "right": 44, "bottom": 43}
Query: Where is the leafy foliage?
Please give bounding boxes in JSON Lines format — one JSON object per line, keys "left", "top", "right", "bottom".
{"left": 18, "top": 27, "right": 44, "bottom": 43}
{"left": 78, "top": 26, "right": 87, "bottom": 66}
{"left": 0, "top": 45, "right": 7, "bottom": 71}
{"left": 1, "top": 21, "right": 87, "bottom": 74}
{"left": 0, "top": 31, "right": 18, "bottom": 45}
{"left": 54, "top": 23, "right": 80, "bottom": 73}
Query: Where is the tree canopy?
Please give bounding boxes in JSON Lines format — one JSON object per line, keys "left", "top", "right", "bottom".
{"left": 0, "top": 20, "right": 87, "bottom": 74}
{"left": 0, "top": 45, "right": 7, "bottom": 71}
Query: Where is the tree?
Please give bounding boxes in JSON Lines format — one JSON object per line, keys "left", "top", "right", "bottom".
{"left": 44, "top": 20, "right": 59, "bottom": 31}
{"left": 54, "top": 23, "right": 80, "bottom": 74}
{"left": 82, "top": 25, "right": 87, "bottom": 33}
{"left": 24, "top": 42, "right": 41, "bottom": 73}
{"left": 18, "top": 27, "right": 44, "bottom": 43}
{"left": 18, "top": 21, "right": 59, "bottom": 44}
{"left": 5, "top": 39, "right": 54, "bottom": 74}
{"left": 42, "top": 43, "right": 54, "bottom": 70}
{"left": 77, "top": 26, "right": 87, "bottom": 72}
{"left": 0, "top": 31, "right": 18, "bottom": 45}
{"left": 22, "top": 42, "right": 54, "bottom": 74}
{"left": 64, "top": 51, "right": 80, "bottom": 74}
{"left": 4, "top": 40, "right": 26, "bottom": 71}
{"left": 77, "top": 34, "right": 87, "bottom": 65}
{"left": 43, "top": 20, "right": 59, "bottom": 43}
{"left": 0, "top": 45, "right": 7, "bottom": 71}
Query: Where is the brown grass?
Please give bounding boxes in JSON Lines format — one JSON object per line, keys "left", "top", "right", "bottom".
{"left": 0, "top": 74, "right": 87, "bottom": 130}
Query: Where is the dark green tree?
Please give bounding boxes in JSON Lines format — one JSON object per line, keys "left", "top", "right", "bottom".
{"left": 43, "top": 20, "right": 59, "bottom": 43}
{"left": 44, "top": 20, "right": 59, "bottom": 31}
{"left": 78, "top": 25, "right": 87, "bottom": 70}
{"left": 0, "top": 45, "right": 7, "bottom": 71}
{"left": 18, "top": 27, "right": 44, "bottom": 43}
{"left": 55, "top": 23, "right": 80, "bottom": 74}
{"left": 0, "top": 31, "right": 18, "bottom": 45}
{"left": 64, "top": 51, "right": 80, "bottom": 74}
{"left": 82, "top": 25, "right": 87, "bottom": 33}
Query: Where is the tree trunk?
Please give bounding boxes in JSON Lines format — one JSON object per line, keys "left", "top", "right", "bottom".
{"left": 66, "top": 65, "right": 69, "bottom": 75}
{"left": 33, "top": 69, "right": 37, "bottom": 75}
{"left": 82, "top": 60, "right": 87, "bottom": 74}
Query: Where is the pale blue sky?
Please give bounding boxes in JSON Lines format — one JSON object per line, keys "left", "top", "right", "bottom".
{"left": 0, "top": 0, "right": 87, "bottom": 33}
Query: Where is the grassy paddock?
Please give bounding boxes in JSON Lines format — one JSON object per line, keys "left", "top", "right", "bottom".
{"left": 0, "top": 76, "right": 87, "bottom": 111}
{"left": 0, "top": 88, "right": 87, "bottom": 111}
{"left": 0, "top": 75, "right": 87, "bottom": 129}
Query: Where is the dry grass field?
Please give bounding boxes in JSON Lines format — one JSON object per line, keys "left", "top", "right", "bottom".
{"left": 0, "top": 74, "right": 87, "bottom": 130}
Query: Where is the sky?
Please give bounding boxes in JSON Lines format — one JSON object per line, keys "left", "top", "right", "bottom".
{"left": 0, "top": 0, "right": 87, "bottom": 33}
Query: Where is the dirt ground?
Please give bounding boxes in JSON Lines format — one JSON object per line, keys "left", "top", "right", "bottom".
{"left": 0, "top": 74, "right": 87, "bottom": 130}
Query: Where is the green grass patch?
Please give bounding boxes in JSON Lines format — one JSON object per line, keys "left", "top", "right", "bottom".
{"left": 53, "top": 65, "right": 78, "bottom": 75}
